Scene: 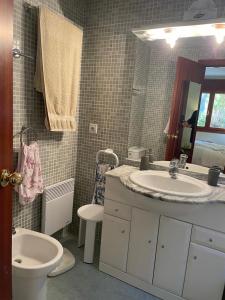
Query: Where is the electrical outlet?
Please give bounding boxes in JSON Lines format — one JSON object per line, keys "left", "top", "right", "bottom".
{"left": 89, "top": 123, "right": 98, "bottom": 134}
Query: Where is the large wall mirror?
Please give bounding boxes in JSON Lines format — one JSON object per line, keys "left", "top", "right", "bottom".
{"left": 129, "top": 35, "right": 225, "bottom": 169}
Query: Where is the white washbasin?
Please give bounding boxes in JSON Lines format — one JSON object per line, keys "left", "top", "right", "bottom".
{"left": 129, "top": 170, "right": 211, "bottom": 198}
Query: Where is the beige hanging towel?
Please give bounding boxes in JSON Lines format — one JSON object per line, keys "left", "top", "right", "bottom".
{"left": 34, "top": 6, "right": 83, "bottom": 131}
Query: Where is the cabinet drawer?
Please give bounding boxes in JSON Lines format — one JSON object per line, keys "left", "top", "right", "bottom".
{"left": 104, "top": 199, "right": 131, "bottom": 221}
{"left": 192, "top": 226, "right": 225, "bottom": 253}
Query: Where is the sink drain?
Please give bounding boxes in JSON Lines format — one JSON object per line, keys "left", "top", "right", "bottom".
{"left": 14, "top": 258, "right": 22, "bottom": 264}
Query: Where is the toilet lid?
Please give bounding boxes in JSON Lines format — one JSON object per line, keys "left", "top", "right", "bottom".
{"left": 77, "top": 204, "right": 104, "bottom": 222}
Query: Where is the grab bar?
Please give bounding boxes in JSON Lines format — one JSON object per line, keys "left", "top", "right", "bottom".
{"left": 96, "top": 149, "right": 119, "bottom": 167}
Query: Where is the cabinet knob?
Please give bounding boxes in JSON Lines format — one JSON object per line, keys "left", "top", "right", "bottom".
{"left": 161, "top": 245, "right": 165, "bottom": 249}
{"left": 148, "top": 240, "right": 152, "bottom": 244}
{"left": 193, "top": 256, "right": 197, "bottom": 260}
{"left": 121, "top": 230, "right": 125, "bottom": 234}
{"left": 209, "top": 238, "right": 213, "bottom": 242}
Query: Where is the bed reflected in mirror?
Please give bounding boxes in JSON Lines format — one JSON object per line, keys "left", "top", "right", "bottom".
{"left": 179, "top": 73, "right": 225, "bottom": 169}
{"left": 191, "top": 70, "right": 225, "bottom": 168}
{"left": 128, "top": 36, "right": 225, "bottom": 169}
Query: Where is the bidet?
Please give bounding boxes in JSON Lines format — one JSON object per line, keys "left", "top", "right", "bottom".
{"left": 12, "top": 228, "right": 63, "bottom": 300}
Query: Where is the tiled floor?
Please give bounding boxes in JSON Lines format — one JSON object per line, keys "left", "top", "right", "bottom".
{"left": 47, "top": 238, "right": 160, "bottom": 300}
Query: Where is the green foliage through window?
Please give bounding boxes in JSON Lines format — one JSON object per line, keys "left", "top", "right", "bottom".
{"left": 210, "top": 94, "right": 225, "bottom": 129}
{"left": 197, "top": 93, "right": 210, "bottom": 127}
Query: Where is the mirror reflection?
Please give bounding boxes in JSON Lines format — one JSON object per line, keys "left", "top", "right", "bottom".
{"left": 129, "top": 36, "right": 225, "bottom": 169}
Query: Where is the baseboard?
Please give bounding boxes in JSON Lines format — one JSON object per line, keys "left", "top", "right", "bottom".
{"left": 99, "top": 261, "right": 184, "bottom": 300}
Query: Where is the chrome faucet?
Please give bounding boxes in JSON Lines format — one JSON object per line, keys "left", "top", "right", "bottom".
{"left": 169, "top": 159, "right": 179, "bottom": 179}
{"left": 178, "top": 154, "right": 188, "bottom": 169}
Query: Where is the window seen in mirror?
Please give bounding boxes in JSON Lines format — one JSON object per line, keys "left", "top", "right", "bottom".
{"left": 210, "top": 94, "right": 225, "bottom": 129}
{"left": 197, "top": 93, "right": 210, "bottom": 127}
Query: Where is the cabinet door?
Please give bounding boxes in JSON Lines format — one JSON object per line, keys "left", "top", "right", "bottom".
{"left": 183, "top": 243, "right": 225, "bottom": 300}
{"left": 100, "top": 214, "right": 130, "bottom": 272}
{"left": 153, "top": 216, "right": 192, "bottom": 296}
{"left": 127, "top": 208, "right": 159, "bottom": 283}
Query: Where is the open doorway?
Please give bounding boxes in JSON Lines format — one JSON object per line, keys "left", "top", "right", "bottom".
{"left": 192, "top": 65, "right": 225, "bottom": 168}
{"left": 166, "top": 58, "right": 225, "bottom": 170}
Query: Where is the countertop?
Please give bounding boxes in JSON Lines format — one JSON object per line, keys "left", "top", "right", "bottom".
{"left": 106, "top": 165, "right": 225, "bottom": 204}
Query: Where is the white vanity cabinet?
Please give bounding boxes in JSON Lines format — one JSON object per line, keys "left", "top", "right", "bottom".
{"left": 127, "top": 208, "right": 159, "bottom": 283}
{"left": 100, "top": 172, "right": 225, "bottom": 300}
{"left": 100, "top": 214, "right": 130, "bottom": 272}
{"left": 153, "top": 216, "right": 192, "bottom": 296}
{"left": 183, "top": 243, "right": 225, "bottom": 300}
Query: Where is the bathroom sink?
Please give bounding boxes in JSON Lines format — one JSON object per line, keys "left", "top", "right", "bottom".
{"left": 129, "top": 170, "right": 211, "bottom": 198}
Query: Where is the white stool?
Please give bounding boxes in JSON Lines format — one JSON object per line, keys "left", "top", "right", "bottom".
{"left": 77, "top": 204, "right": 104, "bottom": 263}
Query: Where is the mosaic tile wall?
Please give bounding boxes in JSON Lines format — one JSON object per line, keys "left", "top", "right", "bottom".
{"left": 128, "top": 39, "right": 150, "bottom": 148}
{"left": 13, "top": 0, "right": 225, "bottom": 233}
{"left": 13, "top": 0, "right": 85, "bottom": 230}
{"left": 141, "top": 37, "right": 225, "bottom": 161}
{"left": 73, "top": 0, "right": 225, "bottom": 232}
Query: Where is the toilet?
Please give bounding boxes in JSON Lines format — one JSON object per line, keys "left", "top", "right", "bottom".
{"left": 12, "top": 228, "right": 63, "bottom": 300}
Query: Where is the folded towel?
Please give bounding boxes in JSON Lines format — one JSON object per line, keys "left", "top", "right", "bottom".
{"left": 34, "top": 6, "right": 83, "bottom": 131}
{"left": 92, "top": 163, "right": 111, "bottom": 205}
{"left": 15, "top": 142, "right": 44, "bottom": 205}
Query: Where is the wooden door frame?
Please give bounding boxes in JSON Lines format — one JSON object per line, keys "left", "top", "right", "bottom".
{"left": 198, "top": 59, "right": 225, "bottom": 67}
{"left": 165, "top": 57, "right": 205, "bottom": 160}
{"left": 165, "top": 58, "right": 225, "bottom": 161}
{"left": 187, "top": 61, "right": 225, "bottom": 162}
{"left": 0, "top": 0, "right": 13, "bottom": 299}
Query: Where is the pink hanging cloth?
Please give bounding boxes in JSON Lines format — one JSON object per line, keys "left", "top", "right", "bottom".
{"left": 15, "top": 142, "right": 44, "bottom": 205}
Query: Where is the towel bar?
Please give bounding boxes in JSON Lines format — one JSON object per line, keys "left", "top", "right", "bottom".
{"left": 13, "top": 126, "right": 38, "bottom": 144}
{"left": 96, "top": 149, "right": 119, "bottom": 167}
{"left": 20, "top": 126, "right": 38, "bottom": 144}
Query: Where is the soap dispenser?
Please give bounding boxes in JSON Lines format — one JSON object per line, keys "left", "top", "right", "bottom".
{"left": 148, "top": 148, "right": 154, "bottom": 163}
{"left": 140, "top": 150, "right": 149, "bottom": 170}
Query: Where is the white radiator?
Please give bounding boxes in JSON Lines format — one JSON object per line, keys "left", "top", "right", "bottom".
{"left": 42, "top": 178, "right": 75, "bottom": 235}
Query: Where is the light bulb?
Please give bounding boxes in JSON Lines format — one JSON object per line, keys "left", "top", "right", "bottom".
{"left": 215, "top": 31, "right": 225, "bottom": 44}
{"left": 214, "top": 24, "right": 225, "bottom": 44}
{"left": 164, "top": 28, "right": 178, "bottom": 48}
{"left": 166, "top": 36, "right": 177, "bottom": 48}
